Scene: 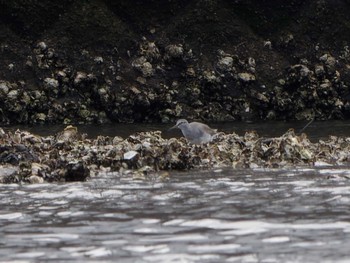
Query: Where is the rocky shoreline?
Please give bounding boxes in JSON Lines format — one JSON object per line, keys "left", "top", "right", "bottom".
{"left": 0, "top": 125, "right": 349, "bottom": 184}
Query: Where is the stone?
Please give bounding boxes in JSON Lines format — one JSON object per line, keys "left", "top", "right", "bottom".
{"left": 238, "top": 72, "right": 256, "bottom": 82}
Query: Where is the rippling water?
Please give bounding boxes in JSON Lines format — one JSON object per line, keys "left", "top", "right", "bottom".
{"left": 1, "top": 166, "right": 350, "bottom": 262}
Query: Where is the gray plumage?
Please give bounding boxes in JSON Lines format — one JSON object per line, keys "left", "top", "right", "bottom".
{"left": 170, "top": 119, "right": 217, "bottom": 144}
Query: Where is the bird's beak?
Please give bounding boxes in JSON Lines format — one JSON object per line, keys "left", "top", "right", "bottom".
{"left": 168, "top": 124, "right": 177, "bottom": 131}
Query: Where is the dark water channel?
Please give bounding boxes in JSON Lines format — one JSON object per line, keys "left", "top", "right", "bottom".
{"left": 7, "top": 119, "right": 350, "bottom": 141}
{"left": 1, "top": 121, "right": 350, "bottom": 262}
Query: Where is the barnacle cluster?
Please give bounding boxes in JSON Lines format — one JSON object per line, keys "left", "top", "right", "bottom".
{"left": 0, "top": 126, "right": 349, "bottom": 184}
{"left": 1, "top": 35, "right": 350, "bottom": 125}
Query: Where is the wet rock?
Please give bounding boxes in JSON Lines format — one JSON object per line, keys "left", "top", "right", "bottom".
{"left": 0, "top": 125, "right": 350, "bottom": 184}
{"left": 0, "top": 2, "right": 350, "bottom": 124}
{"left": 203, "top": 70, "right": 220, "bottom": 83}
{"left": 37, "top": 41, "right": 47, "bottom": 51}
{"left": 0, "top": 82, "right": 9, "bottom": 96}
{"left": 34, "top": 113, "right": 47, "bottom": 123}
{"left": 248, "top": 57, "right": 256, "bottom": 68}
{"left": 0, "top": 165, "right": 18, "bottom": 183}
{"left": 217, "top": 56, "right": 233, "bottom": 71}
{"left": 28, "top": 175, "right": 44, "bottom": 184}
{"left": 56, "top": 125, "right": 80, "bottom": 142}
{"left": 299, "top": 65, "right": 311, "bottom": 78}
{"left": 7, "top": 90, "right": 19, "bottom": 101}
{"left": 94, "top": 56, "right": 104, "bottom": 64}
{"left": 64, "top": 162, "right": 90, "bottom": 182}
{"left": 263, "top": 40, "right": 272, "bottom": 49}
{"left": 238, "top": 72, "right": 256, "bottom": 82}
{"left": 123, "top": 150, "right": 139, "bottom": 160}
{"left": 315, "top": 65, "right": 325, "bottom": 77}
{"left": 165, "top": 44, "right": 184, "bottom": 60}
{"left": 186, "top": 67, "right": 196, "bottom": 77}
{"left": 73, "top": 71, "right": 95, "bottom": 86}
{"left": 140, "top": 41, "right": 160, "bottom": 61}
{"left": 132, "top": 56, "right": 154, "bottom": 77}
{"left": 44, "top": 78, "right": 59, "bottom": 89}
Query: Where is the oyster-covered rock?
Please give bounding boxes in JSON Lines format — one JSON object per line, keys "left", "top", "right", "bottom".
{"left": 165, "top": 44, "right": 184, "bottom": 59}
{"left": 0, "top": 82, "right": 10, "bottom": 96}
{"left": 123, "top": 150, "right": 139, "bottom": 160}
{"left": 56, "top": 125, "right": 80, "bottom": 142}
{"left": 0, "top": 123, "right": 350, "bottom": 184}
{"left": 217, "top": 56, "right": 233, "bottom": 71}
{"left": 132, "top": 56, "right": 154, "bottom": 77}
{"left": 238, "top": 72, "right": 256, "bottom": 82}
{"left": 44, "top": 78, "right": 59, "bottom": 89}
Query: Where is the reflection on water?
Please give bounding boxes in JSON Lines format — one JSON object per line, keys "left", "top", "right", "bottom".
{"left": 1, "top": 167, "right": 350, "bottom": 262}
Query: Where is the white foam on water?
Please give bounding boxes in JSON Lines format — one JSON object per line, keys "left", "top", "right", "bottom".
{"left": 60, "top": 246, "right": 95, "bottom": 253}
{"left": 101, "top": 189, "right": 123, "bottom": 197}
{"left": 0, "top": 183, "right": 19, "bottom": 189}
{"left": 322, "top": 195, "right": 343, "bottom": 203}
{"left": 84, "top": 247, "right": 112, "bottom": 258}
{"left": 314, "top": 161, "right": 333, "bottom": 167}
{"left": 142, "top": 253, "right": 220, "bottom": 262}
{"left": 291, "top": 241, "right": 325, "bottom": 248}
{"left": 203, "top": 190, "right": 230, "bottom": 196}
{"left": 283, "top": 173, "right": 297, "bottom": 177}
{"left": 21, "top": 233, "right": 81, "bottom": 241}
{"left": 96, "top": 213, "right": 131, "bottom": 219}
{"left": 34, "top": 237, "right": 61, "bottom": 243}
{"left": 29, "top": 192, "right": 68, "bottom": 199}
{"left": 277, "top": 180, "right": 315, "bottom": 187}
{"left": 38, "top": 211, "right": 53, "bottom": 216}
{"left": 133, "top": 228, "right": 160, "bottom": 234}
{"left": 29, "top": 186, "right": 103, "bottom": 200}
{"left": 219, "top": 227, "right": 268, "bottom": 236}
{"left": 262, "top": 236, "right": 290, "bottom": 243}
{"left": 123, "top": 244, "right": 170, "bottom": 254}
{"left": 180, "top": 219, "right": 350, "bottom": 231}
{"left": 227, "top": 254, "right": 259, "bottom": 262}
{"left": 229, "top": 186, "right": 252, "bottom": 192}
{"left": 219, "top": 181, "right": 255, "bottom": 187}
{"left": 187, "top": 243, "right": 241, "bottom": 253}
{"left": 290, "top": 168, "right": 316, "bottom": 173}
{"left": 39, "top": 206, "right": 60, "bottom": 210}
{"left": 0, "top": 212, "right": 23, "bottom": 220}
{"left": 141, "top": 234, "right": 208, "bottom": 243}
{"left": 329, "top": 186, "right": 350, "bottom": 195}
{"left": 142, "top": 218, "right": 160, "bottom": 224}
{"left": 180, "top": 218, "right": 242, "bottom": 229}
{"left": 298, "top": 186, "right": 350, "bottom": 195}
{"left": 222, "top": 199, "right": 241, "bottom": 204}
{"left": 318, "top": 169, "right": 350, "bottom": 175}
{"left": 52, "top": 200, "right": 68, "bottom": 205}
{"left": 115, "top": 183, "right": 163, "bottom": 190}
{"left": 57, "top": 211, "right": 85, "bottom": 217}
{"left": 65, "top": 190, "right": 101, "bottom": 199}
{"left": 151, "top": 192, "right": 182, "bottom": 201}
{"left": 13, "top": 252, "right": 46, "bottom": 258}
{"left": 163, "top": 219, "right": 186, "bottom": 226}
{"left": 173, "top": 182, "right": 204, "bottom": 190}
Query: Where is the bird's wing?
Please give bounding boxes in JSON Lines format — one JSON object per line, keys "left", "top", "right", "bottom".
{"left": 196, "top": 122, "right": 217, "bottom": 135}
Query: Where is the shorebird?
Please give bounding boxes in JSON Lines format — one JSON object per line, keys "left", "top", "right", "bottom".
{"left": 170, "top": 119, "right": 217, "bottom": 144}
